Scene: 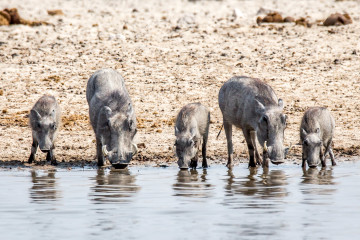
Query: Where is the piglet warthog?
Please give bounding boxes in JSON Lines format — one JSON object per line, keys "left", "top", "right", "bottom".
{"left": 300, "top": 107, "right": 336, "bottom": 168}
{"left": 174, "top": 103, "right": 210, "bottom": 169}
{"left": 28, "top": 95, "right": 61, "bottom": 165}
{"left": 86, "top": 69, "right": 137, "bottom": 168}
{"left": 218, "top": 76, "right": 288, "bottom": 168}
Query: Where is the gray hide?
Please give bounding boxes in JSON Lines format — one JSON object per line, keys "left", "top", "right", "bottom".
{"left": 174, "top": 103, "right": 210, "bottom": 169}
{"left": 28, "top": 95, "right": 61, "bottom": 165}
{"left": 86, "top": 69, "right": 137, "bottom": 167}
{"left": 300, "top": 107, "right": 336, "bottom": 168}
{"left": 218, "top": 76, "right": 287, "bottom": 168}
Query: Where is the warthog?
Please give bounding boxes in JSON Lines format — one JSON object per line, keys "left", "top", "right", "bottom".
{"left": 86, "top": 69, "right": 137, "bottom": 168}
{"left": 174, "top": 103, "right": 210, "bottom": 169}
{"left": 28, "top": 95, "right": 61, "bottom": 165}
{"left": 218, "top": 76, "right": 288, "bottom": 168}
{"left": 300, "top": 107, "right": 336, "bottom": 168}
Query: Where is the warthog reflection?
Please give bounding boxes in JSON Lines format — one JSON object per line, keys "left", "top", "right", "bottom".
{"left": 173, "top": 169, "right": 213, "bottom": 198}
{"left": 225, "top": 168, "right": 288, "bottom": 200}
{"left": 29, "top": 170, "right": 60, "bottom": 203}
{"left": 90, "top": 168, "right": 139, "bottom": 204}
{"left": 301, "top": 167, "right": 335, "bottom": 185}
{"left": 300, "top": 167, "right": 336, "bottom": 195}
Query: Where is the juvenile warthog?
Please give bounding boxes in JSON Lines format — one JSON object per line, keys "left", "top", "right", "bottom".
{"left": 300, "top": 107, "right": 336, "bottom": 168}
{"left": 86, "top": 69, "right": 137, "bottom": 168}
{"left": 218, "top": 76, "right": 288, "bottom": 168}
{"left": 28, "top": 95, "right": 61, "bottom": 165}
{"left": 174, "top": 103, "right": 210, "bottom": 169}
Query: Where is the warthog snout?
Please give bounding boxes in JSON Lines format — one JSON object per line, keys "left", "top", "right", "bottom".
{"left": 102, "top": 144, "right": 137, "bottom": 165}
{"left": 177, "top": 158, "right": 190, "bottom": 169}
{"left": 263, "top": 141, "right": 286, "bottom": 165}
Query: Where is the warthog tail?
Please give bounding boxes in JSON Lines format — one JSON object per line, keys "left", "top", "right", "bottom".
{"left": 216, "top": 124, "right": 224, "bottom": 139}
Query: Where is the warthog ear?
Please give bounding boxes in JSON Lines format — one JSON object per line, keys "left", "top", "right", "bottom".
{"left": 278, "top": 99, "right": 284, "bottom": 108}
{"left": 175, "top": 126, "right": 180, "bottom": 136}
{"left": 301, "top": 128, "right": 308, "bottom": 137}
{"left": 30, "top": 109, "right": 42, "bottom": 120}
{"left": 255, "top": 99, "right": 265, "bottom": 114}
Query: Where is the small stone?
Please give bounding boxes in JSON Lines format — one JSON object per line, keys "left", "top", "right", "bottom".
{"left": 47, "top": 10, "right": 64, "bottom": 16}
{"left": 284, "top": 16, "right": 295, "bottom": 23}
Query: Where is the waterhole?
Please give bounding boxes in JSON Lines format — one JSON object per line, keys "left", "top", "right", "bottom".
{"left": 0, "top": 161, "right": 359, "bottom": 239}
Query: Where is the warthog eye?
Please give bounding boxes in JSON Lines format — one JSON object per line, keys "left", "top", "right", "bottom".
{"left": 50, "top": 123, "right": 56, "bottom": 130}
{"left": 303, "top": 139, "right": 309, "bottom": 146}
{"left": 37, "top": 123, "right": 41, "bottom": 128}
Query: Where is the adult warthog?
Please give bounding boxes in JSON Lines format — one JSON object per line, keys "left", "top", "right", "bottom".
{"left": 218, "top": 76, "right": 288, "bottom": 168}
{"left": 86, "top": 69, "right": 137, "bottom": 168}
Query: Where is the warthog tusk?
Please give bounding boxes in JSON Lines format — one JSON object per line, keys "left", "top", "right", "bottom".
{"left": 132, "top": 143, "right": 138, "bottom": 155}
{"left": 263, "top": 141, "right": 268, "bottom": 152}
{"left": 102, "top": 145, "right": 109, "bottom": 157}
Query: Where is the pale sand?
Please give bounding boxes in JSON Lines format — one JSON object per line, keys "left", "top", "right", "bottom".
{"left": 0, "top": 0, "right": 359, "bottom": 167}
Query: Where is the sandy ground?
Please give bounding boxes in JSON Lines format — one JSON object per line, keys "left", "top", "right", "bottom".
{"left": 0, "top": 0, "right": 359, "bottom": 168}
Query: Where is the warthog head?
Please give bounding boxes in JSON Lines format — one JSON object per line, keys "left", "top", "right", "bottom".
{"left": 99, "top": 103, "right": 137, "bottom": 166}
{"left": 301, "top": 128, "right": 322, "bottom": 168}
{"left": 256, "top": 99, "right": 288, "bottom": 164}
{"left": 174, "top": 127, "right": 199, "bottom": 169}
{"left": 30, "top": 109, "right": 58, "bottom": 152}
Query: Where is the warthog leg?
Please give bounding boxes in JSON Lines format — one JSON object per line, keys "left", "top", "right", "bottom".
{"left": 243, "top": 129, "right": 256, "bottom": 168}
{"left": 301, "top": 151, "right": 306, "bottom": 168}
{"left": 320, "top": 146, "right": 325, "bottom": 167}
{"left": 250, "top": 130, "right": 262, "bottom": 166}
{"left": 324, "top": 141, "right": 336, "bottom": 166}
{"left": 28, "top": 140, "right": 38, "bottom": 164}
{"left": 96, "top": 138, "right": 105, "bottom": 167}
{"left": 202, "top": 137, "right": 208, "bottom": 168}
{"left": 47, "top": 147, "right": 57, "bottom": 166}
{"left": 224, "top": 122, "right": 233, "bottom": 168}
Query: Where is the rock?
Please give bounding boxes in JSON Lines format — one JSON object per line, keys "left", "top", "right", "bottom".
{"left": 258, "top": 12, "right": 283, "bottom": 23}
{"left": 323, "top": 13, "right": 352, "bottom": 26}
{"left": 4, "top": 8, "right": 21, "bottom": 24}
{"left": 137, "top": 143, "right": 146, "bottom": 149}
{"left": 256, "top": 16, "right": 262, "bottom": 25}
{"left": 0, "top": 10, "right": 11, "bottom": 22}
{"left": 47, "top": 10, "right": 64, "bottom": 16}
{"left": 295, "top": 17, "right": 312, "bottom": 27}
{"left": 284, "top": 16, "right": 295, "bottom": 23}
{"left": 0, "top": 13, "right": 10, "bottom": 26}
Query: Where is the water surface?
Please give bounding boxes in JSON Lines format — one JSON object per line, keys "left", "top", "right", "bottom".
{"left": 0, "top": 161, "right": 359, "bottom": 239}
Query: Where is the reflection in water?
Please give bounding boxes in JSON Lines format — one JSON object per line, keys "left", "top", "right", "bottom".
{"left": 89, "top": 169, "right": 139, "bottom": 204}
{"left": 301, "top": 167, "right": 335, "bottom": 185}
{"left": 223, "top": 168, "right": 288, "bottom": 210}
{"left": 29, "top": 170, "right": 60, "bottom": 203}
{"left": 300, "top": 167, "right": 336, "bottom": 196}
{"left": 225, "top": 168, "right": 288, "bottom": 199}
{"left": 173, "top": 169, "right": 213, "bottom": 198}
